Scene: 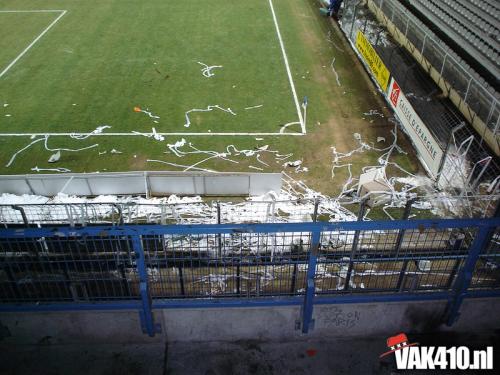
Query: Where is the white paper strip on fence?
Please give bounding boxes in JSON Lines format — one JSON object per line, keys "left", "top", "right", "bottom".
{"left": 0, "top": 171, "right": 282, "bottom": 197}
{"left": 387, "top": 78, "right": 444, "bottom": 178}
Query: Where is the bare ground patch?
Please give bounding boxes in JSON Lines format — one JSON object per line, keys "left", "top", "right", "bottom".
{"left": 284, "top": 0, "right": 421, "bottom": 195}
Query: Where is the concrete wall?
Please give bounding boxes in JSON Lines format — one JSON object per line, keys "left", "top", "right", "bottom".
{"left": 1, "top": 298, "right": 499, "bottom": 346}
{"left": 0, "top": 310, "right": 164, "bottom": 345}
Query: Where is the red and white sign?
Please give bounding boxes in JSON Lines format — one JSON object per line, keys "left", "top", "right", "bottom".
{"left": 388, "top": 78, "right": 443, "bottom": 178}
{"left": 389, "top": 81, "right": 400, "bottom": 107}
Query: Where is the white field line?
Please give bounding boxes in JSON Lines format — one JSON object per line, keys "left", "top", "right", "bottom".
{"left": 0, "top": 132, "right": 305, "bottom": 137}
{"left": 0, "top": 10, "right": 66, "bottom": 13}
{"left": 0, "top": 10, "right": 67, "bottom": 79}
{"left": 268, "top": 0, "right": 305, "bottom": 134}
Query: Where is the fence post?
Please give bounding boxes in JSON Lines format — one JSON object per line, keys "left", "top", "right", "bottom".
{"left": 344, "top": 199, "right": 367, "bottom": 290}
{"left": 444, "top": 225, "right": 493, "bottom": 326}
{"left": 178, "top": 266, "right": 185, "bottom": 296}
{"left": 236, "top": 264, "right": 241, "bottom": 295}
{"left": 444, "top": 232, "right": 465, "bottom": 289}
{"left": 395, "top": 198, "right": 416, "bottom": 291}
{"left": 301, "top": 227, "right": 321, "bottom": 334}
{"left": 217, "top": 202, "right": 222, "bottom": 257}
{"left": 144, "top": 172, "right": 150, "bottom": 199}
{"left": 312, "top": 198, "right": 319, "bottom": 223}
{"left": 131, "top": 234, "right": 161, "bottom": 336}
{"left": 11, "top": 205, "right": 29, "bottom": 227}
{"left": 404, "top": 16, "right": 409, "bottom": 38}
{"left": 350, "top": 4, "right": 358, "bottom": 40}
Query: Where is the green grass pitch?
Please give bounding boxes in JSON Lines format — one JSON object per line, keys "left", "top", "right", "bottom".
{"left": 0, "top": 0, "right": 301, "bottom": 134}
{"left": 0, "top": 0, "right": 420, "bottom": 195}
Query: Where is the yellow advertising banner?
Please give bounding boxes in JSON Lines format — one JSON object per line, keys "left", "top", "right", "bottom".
{"left": 355, "top": 31, "right": 390, "bottom": 92}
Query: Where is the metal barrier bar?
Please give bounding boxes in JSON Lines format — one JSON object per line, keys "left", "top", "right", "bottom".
{"left": 3, "top": 290, "right": 500, "bottom": 312}
{"left": 0, "top": 218, "right": 497, "bottom": 238}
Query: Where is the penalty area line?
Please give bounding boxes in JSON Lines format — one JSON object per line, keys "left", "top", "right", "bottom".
{"left": 0, "top": 10, "right": 67, "bottom": 79}
{"left": 0, "top": 10, "right": 66, "bottom": 13}
{"left": 268, "top": 0, "right": 305, "bottom": 134}
{"left": 0, "top": 132, "right": 306, "bottom": 137}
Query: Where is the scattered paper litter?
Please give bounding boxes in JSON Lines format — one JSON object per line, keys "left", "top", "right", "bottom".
{"left": 70, "top": 125, "right": 111, "bottom": 140}
{"left": 197, "top": 62, "right": 223, "bottom": 78}
{"left": 6, "top": 135, "right": 98, "bottom": 168}
{"left": 249, "top": 165, "right": 264, "bottom": 171}
{"left": 330, "top": 57, "right": 342, "bottom": 86}
{"left": 31, "top": 166, "right": 71, "bottom": 173}
{"left": 244, "top": 104, "right": 263, "bottom": 110}
{"left": 134, "top": 106, "right": 160, "bottom": 119}
{"left": 48, "top": 151, "right": 61, "bottom": 163}
{"left": 363, "top": 109, "right": 384, "bottom": 118}
{"left": 152, "top": 127, "right": 164, "bottom": 141}
{"left": 184, "top": 105, "right": 236, "bottom": 128}
{"left": 283, "top": 160, "right": 302, "bottom": 168}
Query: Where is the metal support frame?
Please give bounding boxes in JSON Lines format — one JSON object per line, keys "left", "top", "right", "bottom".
{"left": 10, "top": 205, "right": 29, "bottom": 227}
{"left": 131, "top": 235, "right": 161, "bottom": 336}
{"left": 435, "top": 122, "right": 466, "bottom": 187}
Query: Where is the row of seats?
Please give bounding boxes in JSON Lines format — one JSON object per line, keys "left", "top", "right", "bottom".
{"left": 467, "top": 0, "right": 500, "bottom": 15}
{"left": 453, "top": 0, "right": 499, "bottom": 41}
{"left": 462, "top": 0, "right": 499, "bottom": 22}
{"left": 408, "top": 0, "right": 499, "bottom": 81}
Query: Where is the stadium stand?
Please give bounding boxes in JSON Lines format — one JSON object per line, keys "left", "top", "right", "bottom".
{"left": 406, "top": 0, "right": 500, "bottom": 89}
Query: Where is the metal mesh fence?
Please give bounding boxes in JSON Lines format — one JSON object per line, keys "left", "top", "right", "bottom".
{"left": 315, "top": 226, "right": 474, "bottom": 294}
{"left": 0, "top": 235, "right": 139, "bottom": 303}
{"left": 471, "top": 227, "right": 500, "bottom": 290}
{"left": 1, "top": 220, "right": 498, "bottom": 304}
{"left": 141, "top": 230, "right": 312, "bottom": 298}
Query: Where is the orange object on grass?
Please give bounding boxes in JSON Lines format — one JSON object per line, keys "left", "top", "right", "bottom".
{"left": 133, "top": 106, "right": 142, "bottom": 112}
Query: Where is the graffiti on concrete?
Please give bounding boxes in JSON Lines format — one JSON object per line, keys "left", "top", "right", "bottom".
{"left": 318, "top": 307, "right": 360, "bottom": 328}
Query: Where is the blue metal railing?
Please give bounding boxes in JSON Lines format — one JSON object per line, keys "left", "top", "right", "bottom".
{"left": 1, "top": 218, "right": 499, "bottom": 336}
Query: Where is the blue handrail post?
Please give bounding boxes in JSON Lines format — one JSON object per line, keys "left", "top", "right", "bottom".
{"left": 444, "top": 225, "right": 493, "bottom": 326}
{"left": 301, "top": 228, "right": 321, "bottom": 333}
{"left": 131, "top": 234, "right": 161, "bottom": 337}
{"left": 344, "top": 199, "right": 367, "bottom": 291}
